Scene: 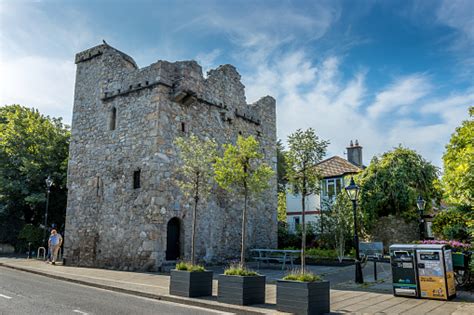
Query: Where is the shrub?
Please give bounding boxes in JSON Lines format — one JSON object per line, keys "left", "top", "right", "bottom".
{"left": 278, "top": 222, "right": 300, "bottom": 248}
{"left": 432, "top": 207, "right": 473, "bottom": 242}
{"left": 224, "top": 264, "right": 259, "bottom": 276}
{"left": 175, "top": 261, "right": 205, "bottom": 272}
{"left": 278, "top": 221, "right": 318, "bottom": 249}
{"left": 283, "top": 270, "right": 322, "bottom": 282}
{"left": 17, "top": 224, "right": 44, "bottom": 253}
{"left": 306, "top": 248, "right": 338, "bottom": 259}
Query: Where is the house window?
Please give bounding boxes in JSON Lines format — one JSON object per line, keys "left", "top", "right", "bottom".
{"left": 109, "top": 107, "right": 117, "bottom": 130}
{"left": 327, "top": 179, "right": 335, "bottom": 198}
{"left": 133, "top": 169, "right": 141, "bottom": 189}
{"left": 322, "top": 177, "right": 344, "bottom": 200}
{"left": 294, "top": 217, "right": 300, "bottom": 226}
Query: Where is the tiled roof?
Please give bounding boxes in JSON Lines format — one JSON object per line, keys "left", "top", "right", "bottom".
{"left": 315, "top": 156, "right": 362, "bottom": 178}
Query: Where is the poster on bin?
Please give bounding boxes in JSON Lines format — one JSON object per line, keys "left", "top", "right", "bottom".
{"left": 417, "top": 250, "right": 447, "bottom": 299}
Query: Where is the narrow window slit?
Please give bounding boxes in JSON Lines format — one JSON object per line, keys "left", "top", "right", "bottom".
{"left": 133, "top": 169, "right": 141, "bottom": 189}
{"left": 109, "top": 107, "right": 117, "bottom": 130}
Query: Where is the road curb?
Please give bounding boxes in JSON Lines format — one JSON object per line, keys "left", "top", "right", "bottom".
{"left": 0, "top": 263, "right": 267, "bottom": 315}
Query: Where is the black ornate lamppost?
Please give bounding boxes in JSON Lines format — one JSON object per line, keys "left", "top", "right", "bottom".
{"left": 345, "top": 177, "right": 364, "bottom": 284}
{"left": 416, "top": 195, "right": 426, "bottom": 240}
{"left": 42, "top": 176, "right": 53, "bottom": 247}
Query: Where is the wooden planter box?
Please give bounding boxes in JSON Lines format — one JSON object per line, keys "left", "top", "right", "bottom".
{"left": 217, "top": 274, "right": 266, "bottom": 305}
{"left": 277, "top": 280, "right": 330, "bottom": 315}
{"left": 169, "top": 269, "right": 213, "bottom": 297}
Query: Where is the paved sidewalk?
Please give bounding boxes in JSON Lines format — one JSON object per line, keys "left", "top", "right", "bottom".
{"left": 0, "top": 258, "right": 473, "bottom": 314}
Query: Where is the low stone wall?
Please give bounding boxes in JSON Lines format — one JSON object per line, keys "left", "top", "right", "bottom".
{"left": 366, "top": 215, "right": 419, "bottom": 252}
{"left": 0, "top": 244, "right": 15, "bottom": 254}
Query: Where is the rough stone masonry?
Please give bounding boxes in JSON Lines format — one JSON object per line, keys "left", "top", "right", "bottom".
{"left": 64, "top": 43, "right": 277, "bottom": 271}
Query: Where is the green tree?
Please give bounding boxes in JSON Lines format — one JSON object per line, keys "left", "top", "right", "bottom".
{"left": 214, "top": 136, "right": 274, "bottom": 267}
{"left": 0, "top": 105, "right": 70, "bottom": 248}
{"left": 323, "top": 192, "right": 353, "bottom": 262}
{"left": 175, "top": 135, "right": 217, "bottom": 265}
{"left": 276, "top": 140, "right": 288, "bottom": 223}
{"left": 432, "top": 207, "right": 473, "bottom": 242}
{"left": 277, "top": 191, "right": 287, "bottom": 223}
{"left": 358, "top": 146, "right": 440, "bottom": 229}
{"left": 442, "top": 106, "right": 474, "bottom": 207}
{"left": 286, "top": 128, "right": 329, "bottom": 272}
{"left": 276, "top": 139, "right": 287, "bottom": 192}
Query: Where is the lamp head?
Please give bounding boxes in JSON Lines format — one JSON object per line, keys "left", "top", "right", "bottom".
{"left": 45, "top": 176, "right": 53, "bottom": 189}
{"left": 416, "top": 195, "right": 426, "bottom": 213}
{"left": 345, "top": 176, "right": 359, "bottom": 201}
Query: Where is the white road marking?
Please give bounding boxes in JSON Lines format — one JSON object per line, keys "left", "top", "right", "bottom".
{"left": 153, "top": 300, "right": 235, "bottom": 314}
{"left": 73, "top": 310, "right": 89, "bottom": 315}
{"left": 0, "top": 294, "right": 12, "bottom": 299}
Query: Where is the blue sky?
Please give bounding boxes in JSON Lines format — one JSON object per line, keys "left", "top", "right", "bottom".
{"left": 1, "top": 0, "right": 472, "bottom": 168}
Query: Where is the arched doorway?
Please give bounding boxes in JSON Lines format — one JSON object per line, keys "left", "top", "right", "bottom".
{"left": 166, "top": 217, "right": 181, "bottom": 260}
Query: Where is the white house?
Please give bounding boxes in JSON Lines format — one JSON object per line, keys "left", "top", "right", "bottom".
{"left": 286, "top": 140, "right": 364, "bottom": 233}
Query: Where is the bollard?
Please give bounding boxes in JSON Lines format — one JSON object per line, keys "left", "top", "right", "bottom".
{"left": 373, "top": 259, "right": 378, "bottom": 281}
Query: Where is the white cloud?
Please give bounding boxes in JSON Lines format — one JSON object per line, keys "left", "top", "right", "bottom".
{"left": 175, "top": 2, "right": 341, "bottom": 56}
{"left": 0, "top": 2, "right": 99, "bottom": 124}
{"left": 241, "top": 48, "right": 471, "bottom": 168}
{"left": 437, "top": 0, "right": 474, "bottom": 41}
{"left": 196, "top": 49, "right": 221, "bottom": 76}
{"left": 0, "top": 55, "right": 75, "bottom": 123}
{"left": 367, "top": 74, "right": 431, "bottom": 118}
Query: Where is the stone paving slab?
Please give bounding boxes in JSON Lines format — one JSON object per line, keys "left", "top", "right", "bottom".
{"left": 0, "top": 258, "right": 472, "bottom": 314}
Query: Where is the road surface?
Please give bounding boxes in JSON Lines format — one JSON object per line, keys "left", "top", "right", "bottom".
{"left": 0, "top": 267, "right": 232, "bottom": 315}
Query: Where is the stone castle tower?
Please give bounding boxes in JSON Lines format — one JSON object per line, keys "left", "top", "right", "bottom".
{"left": 64, "top": 43, "right": 277, "bottom": 271}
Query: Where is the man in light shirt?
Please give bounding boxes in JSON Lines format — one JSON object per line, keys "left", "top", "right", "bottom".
{"left": 48, "top": 229, "right": 63, "bottom": 265}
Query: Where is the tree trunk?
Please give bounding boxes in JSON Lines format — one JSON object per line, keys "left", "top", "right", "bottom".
{"left": 320, "top": 209, "right": 323, "bottom": 235}
{"left": 301, "top": 180, "right": 306, "bottom": 274}
{"left": 191, "top": 175, "right": 199, "bottom": 265}
{"left": 191, "top": 196, "right": 198, "bottom": 265}
{"left": 241, "top": 185, "right": 248, "bottom": 268}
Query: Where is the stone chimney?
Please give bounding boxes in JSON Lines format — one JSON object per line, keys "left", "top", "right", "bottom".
{"left": 347, "top": 140, "right": 363, "bottom": 167}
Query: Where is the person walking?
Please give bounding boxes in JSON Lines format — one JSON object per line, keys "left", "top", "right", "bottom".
{"left": 48, "top": 229, "right": 63, "bottom": 265}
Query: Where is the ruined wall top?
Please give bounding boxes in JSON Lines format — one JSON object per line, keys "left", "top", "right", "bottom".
{"left": 75, "top": 43, "right": 275, "bottom": 125}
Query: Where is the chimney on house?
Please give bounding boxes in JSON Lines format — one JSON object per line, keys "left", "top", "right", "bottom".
{"left": 347, "top": 140, "right": 363, "bottom": 167}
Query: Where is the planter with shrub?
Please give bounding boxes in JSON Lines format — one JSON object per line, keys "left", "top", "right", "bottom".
{"left": 217, "top": 265, "right": 266, "bottom": 305}
{"left": 169, "top": 262, "right": 213, "bottom": 297}
{"left": 277, "top": 271, "right": 330, "bottom": 315}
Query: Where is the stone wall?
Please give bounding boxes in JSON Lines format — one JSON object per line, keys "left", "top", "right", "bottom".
{"left": 64, "top": 43, "right": 277, "bottom": 271}
{"left": 366, "top": 215, "right": 419, "bottom": 251}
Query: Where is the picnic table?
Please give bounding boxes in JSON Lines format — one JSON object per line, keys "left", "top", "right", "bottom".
{"left": 359, "top": 242, "right": 384, "bottom": 259}
{"left": 250, "top": 249, "right": 300, "bottom": 270}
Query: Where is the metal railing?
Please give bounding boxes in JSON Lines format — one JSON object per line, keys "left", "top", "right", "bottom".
{"left": 37, "top": 247, "right": 46, "bottom": 260}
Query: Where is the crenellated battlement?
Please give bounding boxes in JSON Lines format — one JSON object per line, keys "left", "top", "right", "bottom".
{"left": 82, "top": 44, "right": 273, "bottom": 125}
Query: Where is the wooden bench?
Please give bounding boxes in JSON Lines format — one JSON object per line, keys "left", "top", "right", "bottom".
{"left": 250, "top": 249, "right": 300, "bottom": 270}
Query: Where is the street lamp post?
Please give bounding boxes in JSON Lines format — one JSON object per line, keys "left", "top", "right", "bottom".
{"left": 42, "top": 176, "right": 53, "bottom": 247}
{"left": 416, "top": 195, "right": 426, "bottom": 240}
{"left": 345, "top": 177, "right": 364, "bottom": 284}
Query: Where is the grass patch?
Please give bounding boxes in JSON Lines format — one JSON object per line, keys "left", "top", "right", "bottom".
{"left": 224, "top": 264, "right": 259, "bottom": 276}
{"left": 283, "top": 270, "right": 322, "bottom": 282}
{"left": 175, "top": 261, "right": 206, "bottom": 272}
